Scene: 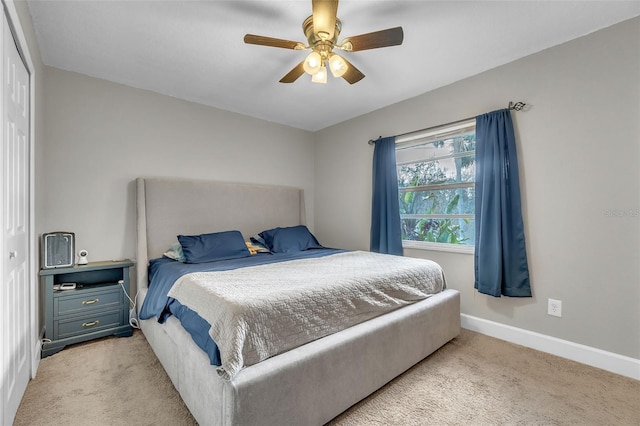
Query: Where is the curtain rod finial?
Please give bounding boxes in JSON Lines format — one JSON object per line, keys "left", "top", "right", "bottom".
{"left": 509, "top": 101, "right": 526, "bottom": 111}
{"left": 368, "top": 136, "right": 382, "bottom": 145}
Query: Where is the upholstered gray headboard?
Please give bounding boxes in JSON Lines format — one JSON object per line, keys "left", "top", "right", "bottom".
{"left": 136, "top": 177, "right": 305, "bottom": 289}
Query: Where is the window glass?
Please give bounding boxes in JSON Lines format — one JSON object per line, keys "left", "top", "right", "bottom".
{"left": 397, "top": 122, "right": 475, "bottom": 248}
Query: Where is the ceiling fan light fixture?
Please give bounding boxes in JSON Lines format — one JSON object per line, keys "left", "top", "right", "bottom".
{"left": 311, "top": 64, "right": 328, "bottom": 84}
{"left": 303, "top": 51, "right": 322, "bottom": 75}
{"left": 328, "top": 53, "right": 348, "bottom": 78}
{"left": 244, "top": 0, "right": 404, "bottom": 84}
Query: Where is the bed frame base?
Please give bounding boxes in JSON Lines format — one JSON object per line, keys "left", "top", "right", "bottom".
{"left": 140, "top": 288, "right": 460, "bottom": 426}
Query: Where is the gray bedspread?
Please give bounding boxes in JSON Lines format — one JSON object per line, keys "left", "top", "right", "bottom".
{"left": 167, "top": 250, "right": 446, "bottom": 379}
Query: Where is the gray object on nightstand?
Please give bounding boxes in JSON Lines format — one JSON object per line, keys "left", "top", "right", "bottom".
{"left": 39, "top": 259, "right": 135, "bottom": 357}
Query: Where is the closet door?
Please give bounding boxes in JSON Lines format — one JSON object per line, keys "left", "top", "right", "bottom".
{"left": 1, "top": 9, "right": 31, "bottom": 424}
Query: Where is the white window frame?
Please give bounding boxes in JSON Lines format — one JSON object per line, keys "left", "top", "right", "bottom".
{"left": 396, "top": 119, "right": 476, "bottom": 254}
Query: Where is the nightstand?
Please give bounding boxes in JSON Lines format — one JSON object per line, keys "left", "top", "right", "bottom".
{"left": 39, "top": 259, "right": 134, "bottom": 357}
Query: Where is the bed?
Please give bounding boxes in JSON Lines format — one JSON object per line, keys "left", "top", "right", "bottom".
{"left": 135, "top": 177, "right": 460, "bottom": 426}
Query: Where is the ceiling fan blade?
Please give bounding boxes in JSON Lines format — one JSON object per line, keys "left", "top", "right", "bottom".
{"left": 244, "top": 34, "right": 305, "bottom": 50}
{"left": 279, "top": 61, "right": 306, "bottom": 83}
{"left": 339, "top": 57, "right": 365, "bottom": 85}
{"left": 312, "top": 0, "right": 338, "bottom": 40}
{"left": 341, "top": 27, "right": 404, "bottom": 52}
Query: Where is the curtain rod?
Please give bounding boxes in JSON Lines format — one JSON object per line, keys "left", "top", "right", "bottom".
{"left": 368, "top": 101, "right": 527, "bottom": 145}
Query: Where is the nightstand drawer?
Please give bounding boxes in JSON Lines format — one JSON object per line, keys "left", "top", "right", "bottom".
{"left": 54, "top": 310, "right": 123, "bottom": 339}
{"left": 54, "top": 286, "right": 122, "bottom": 317}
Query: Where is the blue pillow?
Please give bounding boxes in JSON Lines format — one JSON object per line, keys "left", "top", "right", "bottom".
{"left": 259, "top": 225, "right": 323, "bottom": 253}
{"left": 178, "top": 230, "right": 251, "bottom": 264}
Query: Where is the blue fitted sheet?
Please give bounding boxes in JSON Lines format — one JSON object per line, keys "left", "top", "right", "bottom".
{"left": 168, "top": 299, "right": 222, "bottom": 365}
{"left": 140, "top": 249, "right": 344, "bottom": 365}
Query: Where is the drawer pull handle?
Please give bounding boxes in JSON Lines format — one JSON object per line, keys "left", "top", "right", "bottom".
{"left": 82, "top": 320, "right": 99, "bottom": 327}
{"left": 82, "top": 298, "right": 99, "bottom": 305}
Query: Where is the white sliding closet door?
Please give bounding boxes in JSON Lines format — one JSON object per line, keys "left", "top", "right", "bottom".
{"left": 1, "top": 8, "right": 31, "bottom": 424}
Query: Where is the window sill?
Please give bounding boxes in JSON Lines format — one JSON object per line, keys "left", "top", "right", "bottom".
{"left": 402, "top": 240, "right": 475, "bottom": 254}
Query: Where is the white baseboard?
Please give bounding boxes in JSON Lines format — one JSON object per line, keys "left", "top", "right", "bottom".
{"left": 461, "top": 314, "right": 640, "bottom": 381}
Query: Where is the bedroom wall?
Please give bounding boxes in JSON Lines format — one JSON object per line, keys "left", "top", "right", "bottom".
{"left": 42, "top": 67, "right": 316, "bottom": 269}
{"left": 314, "top": 18, "right": 640, "bottom": 360}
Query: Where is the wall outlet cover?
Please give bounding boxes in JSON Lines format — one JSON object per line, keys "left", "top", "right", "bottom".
{"left": 548, "top": 298, "right": 562, "bottom": 317}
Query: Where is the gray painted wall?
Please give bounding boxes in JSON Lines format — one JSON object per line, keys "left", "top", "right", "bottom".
{"left": 42, "top": 67, "right": 316, "bottom": 264}
{"left": 314, "top": 17, "right": 639, "bottom": 359}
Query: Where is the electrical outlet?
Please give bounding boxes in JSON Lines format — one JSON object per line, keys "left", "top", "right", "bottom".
{"left": 548, "top": 299, "right": 562, "bottom": 317}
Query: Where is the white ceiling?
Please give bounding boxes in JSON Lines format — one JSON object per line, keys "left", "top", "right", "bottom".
{"left": 27, "top": 1, "right": 640, "bottom": 132}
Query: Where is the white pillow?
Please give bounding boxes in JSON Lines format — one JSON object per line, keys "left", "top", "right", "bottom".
{"left": 163, "top": 242, "right": 186, "bottom": 262}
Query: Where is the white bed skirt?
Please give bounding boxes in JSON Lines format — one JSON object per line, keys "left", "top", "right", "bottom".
{"left": 140, "top": 288, "right": 460, "bottom": 426}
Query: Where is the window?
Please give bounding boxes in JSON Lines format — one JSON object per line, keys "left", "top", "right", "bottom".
{"left": 396, "top": 120, "right": 475, "bottom": 253}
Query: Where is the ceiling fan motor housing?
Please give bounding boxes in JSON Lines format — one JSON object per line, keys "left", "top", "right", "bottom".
{"left": 303, "top": 15, "right": 342, "bottom": 56}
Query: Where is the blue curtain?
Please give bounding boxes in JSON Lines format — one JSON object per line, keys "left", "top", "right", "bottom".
{"left": 475, "top": 109, "right": 531, "bottom": 297}
{"left": 370, "top": 136, "right": 403, "bottom": 255}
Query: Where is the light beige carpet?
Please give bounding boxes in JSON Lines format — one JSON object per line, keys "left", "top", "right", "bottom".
{"left": 14, "top": 329, "right": 639, "bottom": 426}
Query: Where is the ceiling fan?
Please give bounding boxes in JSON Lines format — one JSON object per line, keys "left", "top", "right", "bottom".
{"left": 244, "top": 0, "right": 404, "bottom": 85}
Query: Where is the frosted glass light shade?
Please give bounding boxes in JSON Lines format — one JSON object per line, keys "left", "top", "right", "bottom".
{"left": 328, "top": 54, "right": 348, "bottom": 78}
{"left": 303, "top": 51, "right": 322, "bottom": 75}
{"left": 311, "top": 65, "right": 327, "bottom": 84}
